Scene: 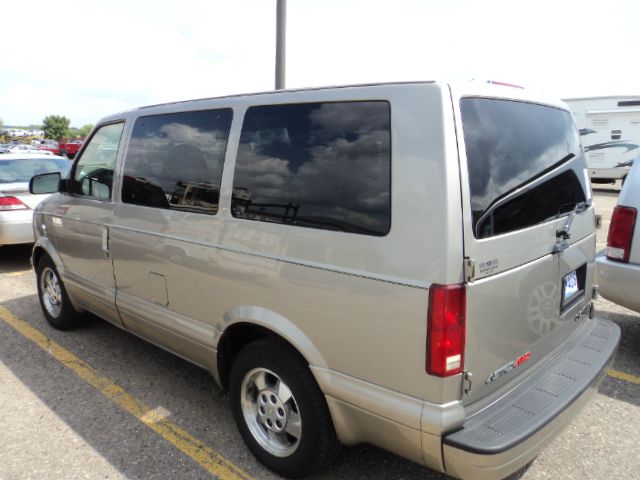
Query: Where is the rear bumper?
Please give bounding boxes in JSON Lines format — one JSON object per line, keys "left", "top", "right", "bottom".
{"left": 0, "top": 211, "right": 34, "bottom": 245}
{"left": 596, "top": 254, "right": 640, "bottom": 313}
{"left": 442, "top": 318, "right": 620, "bottom": 480}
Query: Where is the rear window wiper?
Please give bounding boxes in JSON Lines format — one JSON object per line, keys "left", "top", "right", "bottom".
{"left": 475, "top": 153, "right": 577, "bottom": 237}
{"left": 485, "top": 153, "right": 577, "bottom": 216}
{"left": 556, "top": 200, "right": 590, "bottom": 240}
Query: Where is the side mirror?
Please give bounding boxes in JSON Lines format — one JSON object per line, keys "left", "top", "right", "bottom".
{"left": 30, "top": 172, "right": 62, "bottom": 194}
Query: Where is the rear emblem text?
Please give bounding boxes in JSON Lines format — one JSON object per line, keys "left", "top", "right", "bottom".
{"left": 485, "top": 351, "right": 532, "bottom": 384}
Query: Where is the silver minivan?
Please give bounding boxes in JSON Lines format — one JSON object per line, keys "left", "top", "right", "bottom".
{"left": 30, "top": 82, "right": 619, "bottom": 479}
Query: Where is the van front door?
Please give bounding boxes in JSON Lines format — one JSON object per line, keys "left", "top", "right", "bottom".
{"left": 52, "top": 122, "right": 126, "bottom": 326}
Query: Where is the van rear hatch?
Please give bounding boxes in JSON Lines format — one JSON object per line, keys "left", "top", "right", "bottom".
{"left": 454, "top": 92, "right": 597, "bottom": 407}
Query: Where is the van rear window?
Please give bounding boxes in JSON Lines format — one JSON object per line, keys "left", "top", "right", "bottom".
{"left": 231, "top": 101, "right": 391, "bottom": 236}
{"left": 461, "top": 98, "right": 587, "bottom": 238}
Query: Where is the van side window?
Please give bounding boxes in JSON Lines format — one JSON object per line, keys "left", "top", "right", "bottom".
{"left": 71, "top": 122, "right": 124, "bottom": 200}
{"left": 231, "top": 101, "right": 391, "bottom": 236}
{"left": 121, "top": 109, "right": 232, "bottom": 215}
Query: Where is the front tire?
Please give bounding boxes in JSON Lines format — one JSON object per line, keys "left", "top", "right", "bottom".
{"left": 229, "top": 338, "right": 340, "bottom": 478}
{"left": 36, "top": 255, "right": 82, "bottom": 330}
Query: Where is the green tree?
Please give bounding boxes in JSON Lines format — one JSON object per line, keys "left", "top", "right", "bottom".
{"left": 0, "top": 118, "right": 4, "bottom": 129}
{"left": 77, "top": 124, "right": 94, "bottom": 138}
{"left": 42, "top": 115, "right": 71, "bottom": 141}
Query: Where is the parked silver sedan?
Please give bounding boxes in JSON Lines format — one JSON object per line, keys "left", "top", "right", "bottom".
{"left": 0, "top": 154, "right": 71, "bottom": 245}
{"left": 596, "top": 158, "right": 640, "bottom": 312}
{"left": 4, "top": 144, "right": 54, "bottom": 155}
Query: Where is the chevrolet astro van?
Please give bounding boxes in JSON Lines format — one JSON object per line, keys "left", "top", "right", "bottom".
{"left": 30, "top": 82, "right": 620, "bottom": 479}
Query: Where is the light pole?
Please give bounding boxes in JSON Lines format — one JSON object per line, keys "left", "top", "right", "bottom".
{"left": 275, "top": 0, "right": 286, "bottom": 90}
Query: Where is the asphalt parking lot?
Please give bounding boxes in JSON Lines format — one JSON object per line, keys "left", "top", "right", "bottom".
{"left": 0, "top": 185, "right": 638, "bottom": 480}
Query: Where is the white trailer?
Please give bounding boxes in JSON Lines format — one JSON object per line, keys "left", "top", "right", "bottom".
{"left": 564, "top": 96, "right": 640, "bottom": 183}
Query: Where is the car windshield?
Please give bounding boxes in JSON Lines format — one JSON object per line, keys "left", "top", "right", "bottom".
{"left": 0, "top": 158, "right": 71, "bottom": 183}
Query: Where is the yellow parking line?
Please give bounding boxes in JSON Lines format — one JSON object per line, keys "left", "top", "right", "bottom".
{"left": 0, "top": 305, "right": 253, "bottom": 480}
{"left": 608, "top": 369, "right": 640, "bottom": 385}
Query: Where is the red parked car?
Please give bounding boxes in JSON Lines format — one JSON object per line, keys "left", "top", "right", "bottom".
{"left": 38, "top": 138, "right": 84, "bottom": 158}
{"left": 59, "top": 138, "right": 84, "bottom": 159}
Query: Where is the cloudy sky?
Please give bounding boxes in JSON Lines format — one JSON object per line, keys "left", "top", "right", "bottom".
{"left": 2, "top": 0, "right": 639, "bottom": 127}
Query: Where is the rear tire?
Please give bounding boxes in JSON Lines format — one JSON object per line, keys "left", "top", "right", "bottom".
{"left": 36, "top": 255, "right": 83, "bottom": 330}
{"left": 229, "top": 338, "right": 340, "bottom": 478}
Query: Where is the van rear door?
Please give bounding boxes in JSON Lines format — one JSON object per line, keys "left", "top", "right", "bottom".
{"left": 453, "top": 91, "right": 596, "bottom": 405}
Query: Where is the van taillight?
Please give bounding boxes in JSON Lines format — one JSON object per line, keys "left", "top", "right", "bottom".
{"left": 427, "top": 284, "right": 466, "bottom": 377}
{"left": 606, "top": 206, "right": 637, "bottom": 263}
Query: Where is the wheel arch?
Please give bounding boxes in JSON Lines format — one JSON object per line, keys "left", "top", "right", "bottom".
{"left": 32, "top": 237, "right": 65, "bottom": 275}
{"left": 216, "top": 306, "right": 328, "bottom": 391}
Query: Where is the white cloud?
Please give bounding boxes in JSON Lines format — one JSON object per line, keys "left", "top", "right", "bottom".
{"left": 1, "top": 0, "right": 639, "bottom": 126}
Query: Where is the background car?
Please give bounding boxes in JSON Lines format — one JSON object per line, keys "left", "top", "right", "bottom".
{"left": 59, "top": 138, "right": 84, "bottom": 159}
{"left": 596, "top": 157, "right": 640, "bottom": 313}
{"left": 0, "top": 154, "right": 71, "bottom": 245}
{"left": 6, "top": 144, "right": 53, "bottom": 155}
{"left": 37, "top": 140, "right": 61, "bottom": 156}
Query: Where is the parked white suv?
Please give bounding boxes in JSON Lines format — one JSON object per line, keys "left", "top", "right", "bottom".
{"left": 596, "top": 158, "right": 640, "bottom": 312}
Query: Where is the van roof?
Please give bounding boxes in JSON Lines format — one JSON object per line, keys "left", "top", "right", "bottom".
{"left": 98, "top": 80, "right": 570, "bottom": 123}
{"left": 138, "top": 80, "right": 439, "bottom": 110}
{"left": 98, "top": 81, "right": 438, "bottom": 121}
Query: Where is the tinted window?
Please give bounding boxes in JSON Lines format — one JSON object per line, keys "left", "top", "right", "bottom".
{"left": 461, "top": 98, "right": 587, "bottom": 238}
{"left": 71, "top": 122, "right": 124, "bottom": 199}
{"left": 122, "top": 109, "right": 232, "bottom": 214}
{"left": 478, "top": 170, "right": 586, "bottom": 238}
{"left": 231, "top": 102, "right": 391, "bottom": 236}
